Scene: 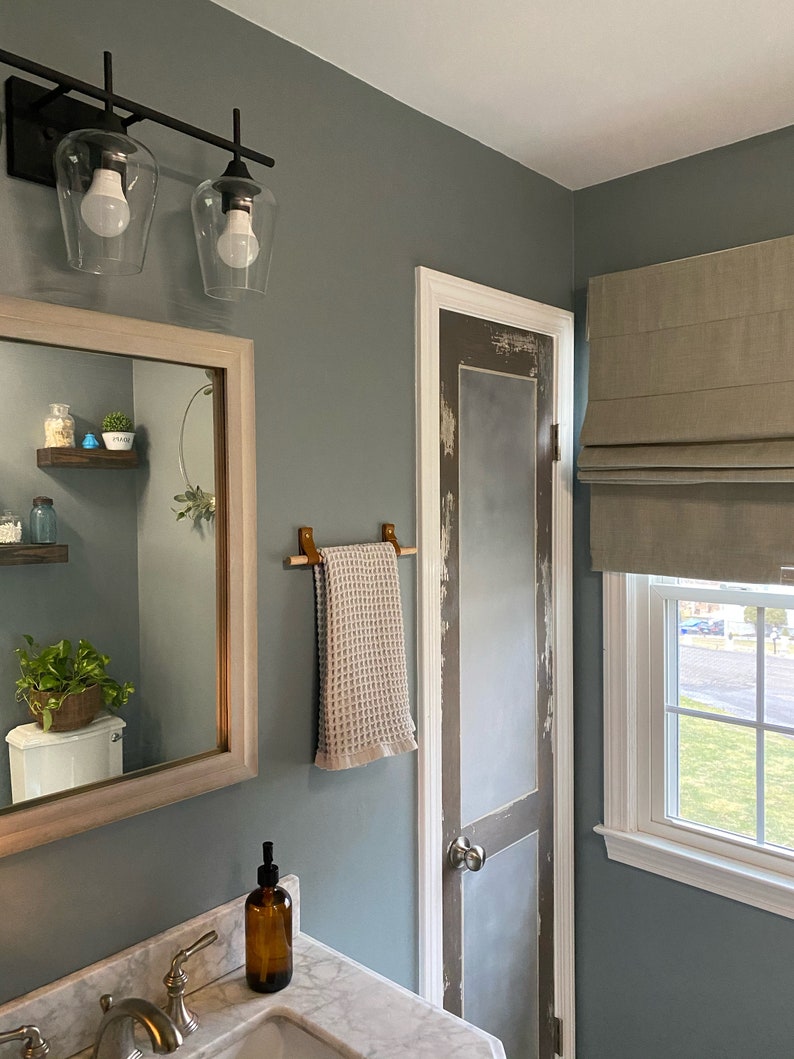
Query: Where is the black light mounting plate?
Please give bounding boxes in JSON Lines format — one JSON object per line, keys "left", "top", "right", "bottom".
{"left": 4, "top": 75, "right": 109, "bottom": 188}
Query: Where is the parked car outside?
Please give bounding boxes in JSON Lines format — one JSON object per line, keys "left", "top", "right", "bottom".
{"left": 679, "top": 618, "right": 710, "bottom": 635}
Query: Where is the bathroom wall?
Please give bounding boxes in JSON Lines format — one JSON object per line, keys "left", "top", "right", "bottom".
{"left": 573, "top": 127, "right": 794, "bottom": 1058}
{"left": 133, "top": 361, "right": 217, "bottom": 764}
{"left": 0, "top": 0, "right": 572, "bottom": 1002}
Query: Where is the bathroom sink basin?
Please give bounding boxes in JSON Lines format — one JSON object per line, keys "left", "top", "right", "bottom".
{"left": 210, "top": 1014, "right": 355, "bottom": 1059}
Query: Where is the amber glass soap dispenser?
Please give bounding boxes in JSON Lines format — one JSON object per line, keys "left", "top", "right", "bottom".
{"left": 245, "top": 841, "right": 293, "bottom": 993}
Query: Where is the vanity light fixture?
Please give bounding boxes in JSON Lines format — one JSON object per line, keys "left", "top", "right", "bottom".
{"left": 191, "top": 109, "right": 278, "bottom": 299}
{"left": 1, "top": 47, "right": 276, "bottom": 290}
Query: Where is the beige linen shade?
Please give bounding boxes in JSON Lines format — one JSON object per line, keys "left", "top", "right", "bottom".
{"left": 579, "top": 233, "right": 794, "bottom": 582}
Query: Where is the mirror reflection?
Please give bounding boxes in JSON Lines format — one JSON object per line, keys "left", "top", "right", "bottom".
{"left": 0, "top": 338, "right": 220, "bottom": 811}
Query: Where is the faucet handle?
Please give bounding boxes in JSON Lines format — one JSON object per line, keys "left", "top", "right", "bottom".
{"left": 167, "top": 930, "right": 218, "bottom": 980}
{"left": 163, "top": 930, "right": 218, "bottom": 1036}
{"left": 0, "top": 1026, "right": 50, "bottom": 1059}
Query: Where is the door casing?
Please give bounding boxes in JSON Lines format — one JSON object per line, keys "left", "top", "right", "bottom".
{"left": 415, "top": 267, "right": 575, "bottom": 1057}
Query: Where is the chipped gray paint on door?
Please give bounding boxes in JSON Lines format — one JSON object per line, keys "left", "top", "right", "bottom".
{"left": 439, "top": 310, "right": 555, "bottom": 1059}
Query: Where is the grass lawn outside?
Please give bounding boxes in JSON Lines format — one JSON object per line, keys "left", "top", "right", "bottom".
{"left": 676, "top": 695, "right": 794, "bottom": 849}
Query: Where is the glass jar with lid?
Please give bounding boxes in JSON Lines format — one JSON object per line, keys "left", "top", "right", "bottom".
{"left": 0, "top": 510, "right": 23, "bottom": 545}
{"left": 44, "top": 403, "right": 75, "bottom": 447}
{"left": 30, "top": 497, "right": 57, "bottom": 544}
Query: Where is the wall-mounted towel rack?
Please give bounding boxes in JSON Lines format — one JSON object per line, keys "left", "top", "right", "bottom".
{"left": 284, "top": 523, "right": 418, "bottom": 567}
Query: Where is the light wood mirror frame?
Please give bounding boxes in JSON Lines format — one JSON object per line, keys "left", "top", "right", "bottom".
{"left": 0, "top": 295, "right": 257, "bottom": 857}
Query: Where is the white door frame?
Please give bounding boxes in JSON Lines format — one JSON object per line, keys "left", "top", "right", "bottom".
{"left": 415, "top": 267, "right": 575, "bottom": 1057}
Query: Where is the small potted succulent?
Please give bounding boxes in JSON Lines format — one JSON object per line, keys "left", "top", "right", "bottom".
{"left": 101, "top": 410, "right": 135, "bottom": 451}
{"left": 15, "top": 635, "right": 135, "bottom": 732}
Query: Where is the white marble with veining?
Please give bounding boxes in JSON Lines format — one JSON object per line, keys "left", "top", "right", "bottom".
{"left": 0, "top": 877, "right": 504, "bottom": 1058}
{"left": 154, "top": 934, "right": 505, "bottom": 1059}
{"left": 0, "top": 877, "right": 299, "bottom": 1059}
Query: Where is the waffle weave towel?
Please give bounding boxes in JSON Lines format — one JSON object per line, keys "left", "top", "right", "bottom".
{"left": 313, "top": 542, "right": 417, "bottom": 770}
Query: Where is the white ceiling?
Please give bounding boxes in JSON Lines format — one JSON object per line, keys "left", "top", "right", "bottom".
{"left": 209, "top": 0, "right": 794, "bottom": 189}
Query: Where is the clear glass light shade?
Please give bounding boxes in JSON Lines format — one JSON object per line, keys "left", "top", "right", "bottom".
{"left": 54, "top": 127, "right": 158, "bottom": 275}
{"left": 191, "top": 174, "right": 277, "bottom": 300}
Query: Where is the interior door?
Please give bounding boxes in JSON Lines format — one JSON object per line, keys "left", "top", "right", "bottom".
{"left": 439, "top": 309, "right": 556, "bottom": 1059}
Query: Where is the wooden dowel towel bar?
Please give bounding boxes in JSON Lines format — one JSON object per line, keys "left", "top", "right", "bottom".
{"left": 284, "top": 523, "right": 418, "bottom": 567}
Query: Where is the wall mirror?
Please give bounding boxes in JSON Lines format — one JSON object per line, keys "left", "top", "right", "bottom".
{"left": 0, "top": 295, "right": 257, "bottom": 856}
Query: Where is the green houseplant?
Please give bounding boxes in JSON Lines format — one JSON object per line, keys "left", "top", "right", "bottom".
{"left": 173, "top": 484, "right": 215, "bottom": 523}
{"left": 15, "top": 635, "right": 134, "bottom": 732}
{"left": 101, "top": 410, "right": 135, "bottom": 451}
{"left": 101, "top": 411, "right": 133, "bottom": 432}
{"left": 173, "top": 379, "right": 216, "bottom": 524}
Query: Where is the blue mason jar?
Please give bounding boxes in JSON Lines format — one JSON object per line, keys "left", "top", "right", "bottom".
{"left": 30, "top": 496, "right": 57, "bottom": 544}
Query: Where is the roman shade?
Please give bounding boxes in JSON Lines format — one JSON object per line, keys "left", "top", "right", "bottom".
{"left": 579, "top": 234, "right": 794, "bottom": 584}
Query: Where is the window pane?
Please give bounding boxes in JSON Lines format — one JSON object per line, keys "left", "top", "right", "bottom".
{"left": 677, "top": 601, "right": 755, "bottom": 721}
{"left": 674, "top": 714, "right": 756, "bottom": 839}
{"left": 674, "top": 577, "right": 794, "bottom": 598}
{"left": 765, "top": 637, "right": 794, "bottom": 731}
{"left": 765, "top": 732, "right": 794, "bottom": 849}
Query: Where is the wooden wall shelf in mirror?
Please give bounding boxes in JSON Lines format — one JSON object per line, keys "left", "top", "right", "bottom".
{"left": 0, "top": 544, "right": 68, "bottom": 566}
{"left": 37, "top": 447, "right": 139, "bottom": 468}
{"left": 0, "top": 295, "right": 257, "bottom": 857}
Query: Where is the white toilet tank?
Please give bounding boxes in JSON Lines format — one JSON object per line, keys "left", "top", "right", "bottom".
{"left": 5, "top": 713, "right": 125, "bottom": 803}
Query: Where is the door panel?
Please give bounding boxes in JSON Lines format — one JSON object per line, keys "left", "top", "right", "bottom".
{"left": 440, "top": 309, "right": 555, "bottom": 1059}
{"left": 463, "top": 832, "right": 539, "bottom": 1059}
{"left": 459, "top": 366, "right": 538, "bottom": 822}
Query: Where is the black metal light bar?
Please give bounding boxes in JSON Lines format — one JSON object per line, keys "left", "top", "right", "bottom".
{"left": 0, "top": 47, "right": 275, "bottom": 168}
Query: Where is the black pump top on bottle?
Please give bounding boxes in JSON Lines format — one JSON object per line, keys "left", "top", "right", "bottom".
{"left": 257, "top": 841, "right": 280, "bottom": 887}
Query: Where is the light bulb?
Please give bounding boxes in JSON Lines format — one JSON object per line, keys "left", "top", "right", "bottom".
{"left": 80, "top": 168, "right": 131, "bottom": 237}
{"left": 216, "top": 208, "right": 259, "bottom": 268}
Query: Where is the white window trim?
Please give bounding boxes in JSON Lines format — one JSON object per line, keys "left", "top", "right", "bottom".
{"left": 600, "top": 570, "right": 794, "bottom": 919}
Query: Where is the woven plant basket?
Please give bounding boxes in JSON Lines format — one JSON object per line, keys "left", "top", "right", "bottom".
{"left": 29, "top": 683, "right": 102, "bottom": 732}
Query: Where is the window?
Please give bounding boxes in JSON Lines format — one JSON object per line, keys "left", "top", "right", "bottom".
{"left": 599, "top": 573, "right": 794, "bottom": 918}
{"left": 581, "top": 235, "right": 794, "bottom": 916}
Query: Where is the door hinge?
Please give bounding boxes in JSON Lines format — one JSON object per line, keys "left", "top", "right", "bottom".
{"left": 553, "top": 1015, "right": 563, "bottom": 1056}
{"left": 551, "top": 423, "right": 561, "bottom": 462}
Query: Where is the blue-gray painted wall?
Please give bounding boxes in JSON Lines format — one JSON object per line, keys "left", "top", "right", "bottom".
{"left": 0, "top": 0, "right": 572, "bottom": 1003}
{"left": 132, "top": 361, "right": 218, "bottom": 765}
{"left": 573, "top": 128, "right": 794, "bottom": 1059}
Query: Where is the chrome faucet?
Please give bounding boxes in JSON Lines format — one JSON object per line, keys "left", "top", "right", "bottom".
{"left": 0, "top": 1026, "right": 49, "bottom": 1059}
{"left": 92, "top": 995, "right": 182, "bottom": 1059}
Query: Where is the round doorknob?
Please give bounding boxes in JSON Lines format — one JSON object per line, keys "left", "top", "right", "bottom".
{"left": 448, "top": 835, "right": 487, "bottom": 872}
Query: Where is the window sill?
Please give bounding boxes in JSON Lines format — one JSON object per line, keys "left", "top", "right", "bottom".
{"left": 595, "top": 824, "right": 794, "bottom": 919}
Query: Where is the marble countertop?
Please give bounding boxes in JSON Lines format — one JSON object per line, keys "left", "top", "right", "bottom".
{"left": 1, "top": 878, "right": 504, "bottom": 1059}
{"left": 155, "top": 933, "right": 505, "bottom": 1059}
{"left": 69, "top": 934, "right": 504, "bottom": 1059}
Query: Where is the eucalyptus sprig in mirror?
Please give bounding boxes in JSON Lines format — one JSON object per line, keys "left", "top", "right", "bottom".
{"left": 174, "top": 371, "right": 216, "bottom": 524}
